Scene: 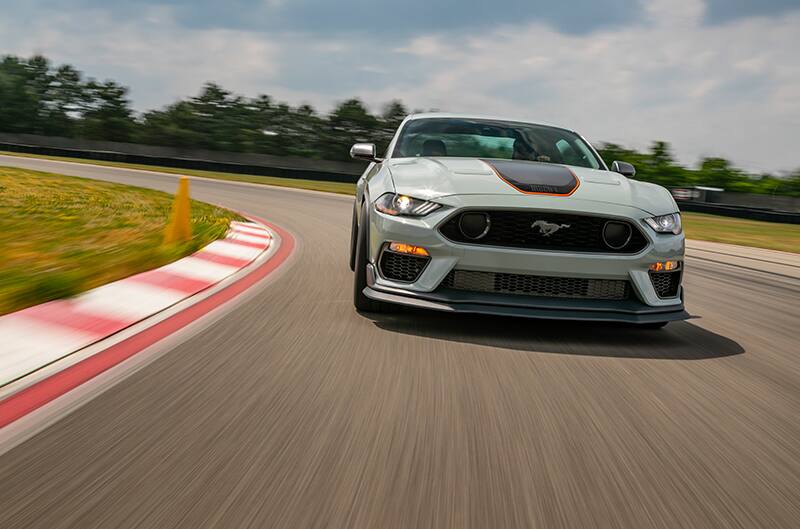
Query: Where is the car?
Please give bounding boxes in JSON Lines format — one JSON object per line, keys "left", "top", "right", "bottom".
{"left": 348, "top": 113, "right": 688, "bottom": 328}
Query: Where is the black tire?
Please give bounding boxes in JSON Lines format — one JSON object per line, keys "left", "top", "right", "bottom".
{"left": 353, "top": 203, "right": 388, "bottom": 313}
{"left": 348, "top": 202, "right": 358, "bottom": 272}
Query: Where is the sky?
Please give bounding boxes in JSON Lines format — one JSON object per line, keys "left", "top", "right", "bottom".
{"left": 1, "top": 0, "right": 799, "bottom": 173}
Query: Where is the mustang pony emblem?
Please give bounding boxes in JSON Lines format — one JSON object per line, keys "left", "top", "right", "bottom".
{"left": 531, "top": 220, "right": 570, "bottom": 237}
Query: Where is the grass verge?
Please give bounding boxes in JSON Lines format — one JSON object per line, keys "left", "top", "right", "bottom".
{"left": 0, "top": 166, "right": 242, "bottom": 315}
{"left": 682, "top": 212, "right": 800, "bottom": 254}
{"left": 2, "top": 152, "right": 797, "bottom": 254}
{"left": 0, "top": 151, "right": 356, "bottom": 195}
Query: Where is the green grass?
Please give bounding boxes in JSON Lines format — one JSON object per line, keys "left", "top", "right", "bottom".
{"left": 0, "top": 151, "right": 357, "bottom": 195}
{"left": 2, "top": 151, "right": 798, "bottom": 254}
{"left": 682, "top": 212, "right": 800, "bottom": 253}
{"left": 0, "top": 166, "right": 242, "bottom": 315}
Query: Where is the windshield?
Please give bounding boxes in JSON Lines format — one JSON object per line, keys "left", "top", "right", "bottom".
{"left": 392, "top": 117, "right": 604, "bottom": 170}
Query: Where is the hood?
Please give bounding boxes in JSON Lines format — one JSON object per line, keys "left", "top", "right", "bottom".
{"left": 387, "top": 157, "right": 677, "bottom": 216}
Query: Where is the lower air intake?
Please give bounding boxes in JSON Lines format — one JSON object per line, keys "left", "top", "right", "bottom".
{"left": 379, "top": 250, "right": 429, "bottom": 282}
{"left": 649, "top": 270, "right": 681, "bottom": 298}
{"left": 440, "top": 270, "right": 630, "bottom": 300}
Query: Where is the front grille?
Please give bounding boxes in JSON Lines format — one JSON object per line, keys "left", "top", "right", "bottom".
{"left": 439, "top": 210, "right": 648, "bottom": 253}
{"left": 650, "top": 271, "right": 681, "bottom": 298}
{"left": 379, "top": 251, "right": 429, "bottom": 282}
{"left": 440, "top": 269, "right": 630, "bottom": 300}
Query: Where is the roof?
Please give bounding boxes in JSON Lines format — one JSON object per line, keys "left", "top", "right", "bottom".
{"left": 403, "top": 112, "right": 573, "bottom": 133}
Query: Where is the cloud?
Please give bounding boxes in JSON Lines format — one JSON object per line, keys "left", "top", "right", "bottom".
{"left": 704, "top": 0, "right": 800, "bottom": 23}
{"left": 349, "top": 0, "right": 800, "bottom": 172}
{"left": 1, "top": 0, "right": 798, "bottom": 172}
{"left": 0, "top": 7, "right": 280, "bottom": 110}
{"left": 25, "top": 0, "right": 645, "bottom": 35}
{"left": 262, "top": 0, "right": 643, "bottom": 35}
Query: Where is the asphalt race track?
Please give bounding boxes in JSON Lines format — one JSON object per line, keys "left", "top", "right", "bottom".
{"left": 1, "top": 155, "right": 798, "bottom": 529}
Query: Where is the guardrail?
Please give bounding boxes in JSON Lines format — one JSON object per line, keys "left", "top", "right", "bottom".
{"left": 0, "top": 133, "right": 365, "bottom": 184}
{"left": 677, "top": 201, "right": 800, "bottom": 224}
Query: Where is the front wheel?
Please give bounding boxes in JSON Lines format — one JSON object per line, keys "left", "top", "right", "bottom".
{"left": 353, "top": 203, "right": 388, "bottom": 313}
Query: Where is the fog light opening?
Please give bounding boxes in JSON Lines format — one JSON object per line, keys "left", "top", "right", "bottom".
{"left": 458, "top": 212, "right": 491, "bottom": 240}
{"left": 602, "top": 221, "right": 632, "bottom": 250}
{"left": 388, "top": 242, "right": 430, "bottom": 257}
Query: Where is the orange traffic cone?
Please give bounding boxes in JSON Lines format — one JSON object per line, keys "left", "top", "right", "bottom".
{"left": 164, "top": 176, "right": 192, "bottom": 243}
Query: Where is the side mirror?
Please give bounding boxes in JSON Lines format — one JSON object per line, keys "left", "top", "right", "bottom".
{"left": 611, "top": 160, "right": 636, "bottom": 178}
{"left": 350, "top": 143, "right": 380, "bottom": 162}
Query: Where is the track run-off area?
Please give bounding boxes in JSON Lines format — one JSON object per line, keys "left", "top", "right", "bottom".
{"left": 0, "top": 155, "right": 798, "bottom": 529}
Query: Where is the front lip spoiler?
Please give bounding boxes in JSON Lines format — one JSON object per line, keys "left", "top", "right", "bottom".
{"left": 363, "top": 286, "right": 690, "bottom": 324}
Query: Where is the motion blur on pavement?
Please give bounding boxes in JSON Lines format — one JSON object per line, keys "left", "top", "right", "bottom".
{"left": 1, "top": 1, "right": 799, "bottom": 528}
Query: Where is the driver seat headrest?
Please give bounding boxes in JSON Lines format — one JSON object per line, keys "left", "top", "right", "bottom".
{"left": 422, "top": 139, "right": 447, "bottom": 157}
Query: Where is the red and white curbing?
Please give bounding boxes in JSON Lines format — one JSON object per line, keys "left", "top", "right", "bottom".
{"left": 0, "top": 221, "right": 272, "bottom": 388}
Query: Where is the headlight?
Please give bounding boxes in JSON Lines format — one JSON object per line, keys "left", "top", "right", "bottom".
{"left": 644, "top": 213, "right": 682, "bottom": 234}
{"left": 374, "top": 193, "right": 441, "bottom": 217}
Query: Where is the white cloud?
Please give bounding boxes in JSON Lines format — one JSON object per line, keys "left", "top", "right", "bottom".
{"left": 0, "top": 8, "right": 280, "bottom": 109}
{"left": 0, "top": 0, "right": 798, "bottom": 172}
{"left": 357, "top": 1, "right": 800, "bottom": 172}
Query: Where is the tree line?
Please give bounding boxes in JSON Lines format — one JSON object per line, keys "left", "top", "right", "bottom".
{"left": 2, "top": 54, "right": 798, "bottom": 196}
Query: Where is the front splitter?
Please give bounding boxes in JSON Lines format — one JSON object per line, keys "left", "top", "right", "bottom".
{"left": 363, "top": 286, "right": 689, "bottom": 324}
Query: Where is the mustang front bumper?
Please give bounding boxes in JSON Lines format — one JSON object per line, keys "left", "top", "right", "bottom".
{"left": 363, "top": 194, "right": 689, "bottom": 324}
{"left": 363, "top": 280, "right": 688, "bottom": 323}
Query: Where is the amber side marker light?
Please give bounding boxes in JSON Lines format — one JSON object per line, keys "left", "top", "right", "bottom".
{"left": 650, "top": 260, "right": 681, "bottom": 272}
{"left": 389, "top": 242, "right": 430, "bottom": 257}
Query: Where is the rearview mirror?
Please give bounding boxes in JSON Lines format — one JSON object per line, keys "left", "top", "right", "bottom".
{"left": 611, "top": 160, "right": 636, "bottom": 178}
{"left": 350, "top": 143, "right": 380, "bottom": 162}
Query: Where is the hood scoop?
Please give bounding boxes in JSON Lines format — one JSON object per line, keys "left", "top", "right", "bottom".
{"left": 483, "top": 160, "right": 579, "bottom": 196}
